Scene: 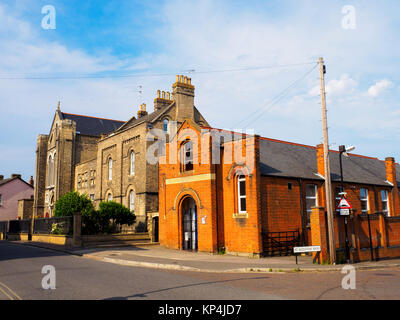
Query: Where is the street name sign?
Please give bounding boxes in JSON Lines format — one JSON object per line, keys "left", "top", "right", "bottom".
{"left": 293, "top": 246, "right": 321, "bottom": 253}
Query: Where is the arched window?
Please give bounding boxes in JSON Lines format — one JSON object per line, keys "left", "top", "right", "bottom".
{"left": 237, "top": 174, "right": 246, "bottom": 213}
{"left": 47, "top": 156, "right": 51, "bottom": 186}
{"left": 129, "top": 190, "right": 135, "bottom": 212}
{"left": 107, "top": 193, "right": 112, "bottom": 202}
{"left": 163, "top": 119, "right": 169, "bottom": 133}
{"left": 130, "top": 151, "right": 135, "bottom": 175}
{"left": 52, "top": 153, "right": 56, "bottom": 185}
{"left": 181, "top": 140, "right": 193, "bottom": 172}
{"left": 108, "top": 158, "right": 112, "bottom": 180}
{"left": 48, "top": 155, "right": 52, "bottom": 186}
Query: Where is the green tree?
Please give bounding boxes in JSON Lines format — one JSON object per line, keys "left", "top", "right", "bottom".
{"left": 53, "top": 191, "right": 94, "bottom": 217}
{"left": 98, "top": 201, "right": 136, "bottom": 231}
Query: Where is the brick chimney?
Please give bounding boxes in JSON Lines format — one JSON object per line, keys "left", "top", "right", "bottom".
{"left": 154, "top": 90, "right": 173, "bottom": 111}
{"left": 29, "top": 176, "right": 34, "bottom": 186}
{"left": 173, "top": 75, "right": 195, "bottom": 123}
{"left": 385, "top": 157, "right": 397, "bottom": 186}
{"left": 316, "top": 144, "right": 325, "bottom": 177}
{"left": 0, "top": 175, "right": 3, "bottom": 181}
{"left": 137, "top": 103, "right": 148, "bottom": 118}
{"left": 385, "top": 157, "right": 399, "bottom": 215}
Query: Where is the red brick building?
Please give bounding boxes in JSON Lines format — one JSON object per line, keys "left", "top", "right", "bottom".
{"left": 158, "top": 95, "right": 400, "bottom": 262}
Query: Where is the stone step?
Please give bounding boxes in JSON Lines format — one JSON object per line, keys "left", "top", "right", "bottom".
{"left": 83, "top": 240, "right": 155, "bottom": 248}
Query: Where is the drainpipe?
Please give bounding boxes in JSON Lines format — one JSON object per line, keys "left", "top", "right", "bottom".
{"left": 298, "top": 178, "right": 306, "bottom": 246}
{"left": 214, "top": 145, "right": 223, "bottom": 252}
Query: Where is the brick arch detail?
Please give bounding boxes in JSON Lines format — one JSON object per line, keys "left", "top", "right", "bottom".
{"left": 226, "top": 163, "right": 253, "bottom": 181}
{"left": 172, "top": 188, "right": 203, "bottom": 211}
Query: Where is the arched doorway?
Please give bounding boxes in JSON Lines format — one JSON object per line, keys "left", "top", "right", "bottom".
{"left": 181, "top": 197, "right": 197, "bottom": 251}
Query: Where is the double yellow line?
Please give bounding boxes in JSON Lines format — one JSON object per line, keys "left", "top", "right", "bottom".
{"left": 0, "top": 282, "right": 22, "bottom": 300}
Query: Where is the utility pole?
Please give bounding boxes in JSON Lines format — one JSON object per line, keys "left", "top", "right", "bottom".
{"left": 319, "top": 57, "right": 336, "bottom": 264}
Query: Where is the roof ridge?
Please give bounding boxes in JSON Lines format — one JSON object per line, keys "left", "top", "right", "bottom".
{"left": 61, "top": 112, "right": 125, "bottom": 123}
{"left": 203, "top": 127, "right": 383, "bottom": 161}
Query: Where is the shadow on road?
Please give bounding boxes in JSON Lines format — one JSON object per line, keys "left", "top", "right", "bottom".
{"left": 102, "top": 276, "right": 270, "bottom": 300}
{"left": 0, "top": 241, "right": 68, "bottom": 261}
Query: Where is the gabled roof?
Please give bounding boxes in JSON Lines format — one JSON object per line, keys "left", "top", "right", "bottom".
{"left": 259, "top": 138, "right": 319, "bottom": 180}
{"left": 116, "top": 102, "right": 175, "bottom": 132}
{"left": 259, "top": 138, "right": 392, "bottom": 187}
{"left": 60, "top": 112, "right": 125, "bottom": 136}
{"left": 0, "top": 176, "right": 33, "bottom": 189}
{"left": 203, "top": 127, "right": 394, "bottom": 187}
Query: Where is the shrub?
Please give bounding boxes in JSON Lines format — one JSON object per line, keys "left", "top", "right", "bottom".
{"left": 82, "top": 201, "right": 136, "bottom": 235}
{"left": 54, "top": 191, "right": 94, "bottom": 217}
{"left": 98, "top": 201, "right": 136, "bottom": 230}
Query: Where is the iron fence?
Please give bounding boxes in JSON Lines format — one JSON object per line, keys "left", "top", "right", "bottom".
{"left": 0, "top": 221, "right": 8, "bottom": 238}
{"left": 34, "top": 216, "right": 73, "bottom": 235}
{"left": 262, "top": 229, "right": 300, "bottom": 256}
{"left": 9, "top": 219, "right": 31, "bottom": 234}
{"left": 8, "top": 216, "right": 73, "bottom": 235}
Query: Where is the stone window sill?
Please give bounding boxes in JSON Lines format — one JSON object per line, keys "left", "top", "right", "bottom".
{"left": 233, "top": 212, "right": 248, "bottom": 219}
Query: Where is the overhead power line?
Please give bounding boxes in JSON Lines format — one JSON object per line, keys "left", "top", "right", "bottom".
{"left": 233, "top": 63, "right": 318, "bottom": 128}
{"left": 0, "top": 62, "right": 316, "bottom": 80}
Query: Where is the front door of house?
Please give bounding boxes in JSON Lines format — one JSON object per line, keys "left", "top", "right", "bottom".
{"left": 182, "top": 197, "right": 197, "bottom": 251}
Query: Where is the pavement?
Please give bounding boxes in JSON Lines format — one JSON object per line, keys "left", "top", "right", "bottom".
{"left": 6, "top": 240, "right": 400, "bottom": 273}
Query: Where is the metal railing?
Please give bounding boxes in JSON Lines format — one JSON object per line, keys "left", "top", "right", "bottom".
{"left": 34, "top": 216, "right": 73, "bottom": 235}
{"left": 262, "top": 230, "right": 300, "bottom": 256}
{"left": 8, "top": 216, "right": 73, "bottom": 235}
{"left": 9, "top": 219, "right": 31, "bottom": 234}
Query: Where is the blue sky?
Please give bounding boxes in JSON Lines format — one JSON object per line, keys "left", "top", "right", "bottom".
{"left": 0, "top": 0, "right": 399, "bottom": 181}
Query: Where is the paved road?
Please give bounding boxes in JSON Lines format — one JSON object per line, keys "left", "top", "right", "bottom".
{"left": 1, "top": 242, "right": 399, "bottom": 300}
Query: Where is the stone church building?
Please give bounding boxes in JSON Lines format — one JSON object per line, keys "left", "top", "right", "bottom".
{"left": 33, "top": 75, "right": 208, "bottom": 231}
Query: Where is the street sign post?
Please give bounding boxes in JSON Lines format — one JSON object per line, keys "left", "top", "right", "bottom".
{"left": 336, "top": 196, "right": 352, "bottom": 215}
{"left": 336, "top": 194, "right": 352, "bottom": 263}
{"left": 293, "top": 246, "right": 321, "bottom": 265}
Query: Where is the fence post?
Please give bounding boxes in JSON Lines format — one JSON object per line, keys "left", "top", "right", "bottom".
{"left": 73, "top": 212, "right": 82, "bottom": 247}
{"left": 310, "top": 206, "right": 330, "bottom": 264}
{"left": 378, "top": 213, "right": 387, "bottom": 247}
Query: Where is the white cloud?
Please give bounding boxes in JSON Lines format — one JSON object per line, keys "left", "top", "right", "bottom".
{"left": 367, "top": 79, "right": 394, "bottom": 97}
{"left": 0, "top": 0, "right": 400, "bottom": 177}
{"left": 309, "top": 74, "right": 358, "bottom": 97}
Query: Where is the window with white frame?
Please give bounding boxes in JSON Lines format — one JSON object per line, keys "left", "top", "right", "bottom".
{"left": 130, "top": 151, "right": 135, "bottom": 175}
{"left": 237, "top": 174, "right": 246, "bottom": 213}
{"left": 108, "top": 158, "right": 113, "bottom": 180}
{"left": 360, "top": 188, "right": 369, "bottom": 214}
{"left": 107, "top": 193, "right": 112, "bottom": 202}
{"left": 129, "top": 190, "right": 135, "bottom": 212}
{"left": 305, "top": 184, "right": 318, "bottom": 223}
{"left": 381, "top": 190, "right": 390, "bottom": 216}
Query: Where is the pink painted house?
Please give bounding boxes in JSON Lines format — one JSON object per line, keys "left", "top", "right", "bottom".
{"left": 0, "top": 174, "right": 34, "bottom": 221}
